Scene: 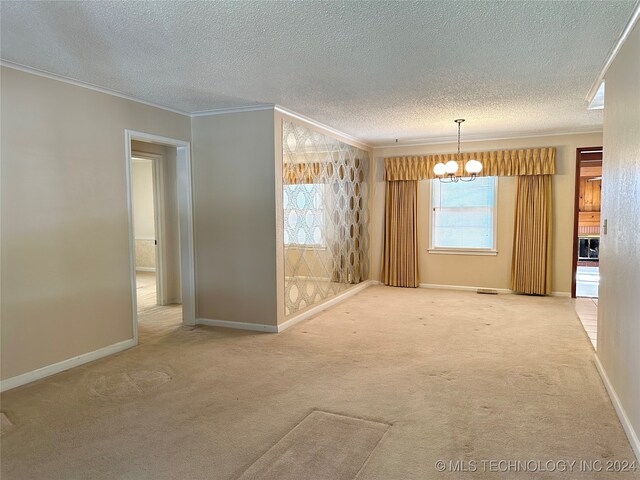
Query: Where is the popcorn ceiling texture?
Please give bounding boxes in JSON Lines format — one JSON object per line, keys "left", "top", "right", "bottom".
{"left": 0, "top": 1, "right": 635, "bottom": 144}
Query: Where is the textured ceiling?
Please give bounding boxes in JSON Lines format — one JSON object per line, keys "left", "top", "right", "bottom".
{"left": 0, "top": 1, "right": 635, "bottom": 145}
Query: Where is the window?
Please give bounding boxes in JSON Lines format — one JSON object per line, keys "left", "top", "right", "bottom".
{"left": 430, "top": 176, "right": 497, "bottom": 253}
{"left": 283, "top": 184, "right": 324, "bottom": 247}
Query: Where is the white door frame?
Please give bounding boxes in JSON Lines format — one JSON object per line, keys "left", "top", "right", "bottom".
{"left": 125, "top": 130, "right": 196, "bottom": 343}
{"left": 131, "top": 152, "right": 167, "bottom": 306}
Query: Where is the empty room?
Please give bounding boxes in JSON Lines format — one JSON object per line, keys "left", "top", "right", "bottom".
{"left": 1, "top": 1, "right": 639, "bottom": 479}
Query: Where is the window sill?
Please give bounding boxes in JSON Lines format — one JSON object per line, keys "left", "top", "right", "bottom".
{"left": 428, "top": 248, "right": 498, "bottom": 256}
{"left": 285, "top": 244, "right": 327, "bottom": 251}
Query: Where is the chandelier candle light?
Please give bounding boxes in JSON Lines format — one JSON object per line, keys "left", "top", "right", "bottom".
{"left": 433, "top": 119, "right": 482, "bottom": 182}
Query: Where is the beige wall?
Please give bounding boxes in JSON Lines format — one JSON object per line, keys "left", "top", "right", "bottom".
{"left": 371, "top": 132, "right": 603, "bottom": 293}
{"left": 191, "top": 110, "right": 278, "bottom": 326}
{"left": 132, "top": 159, "right": 155, "bottom": 239}
{"left": 132, "top": 159, "right": 156, "bottom": 270}
{"left": 0, "top": 67, "right": 190, "bottom": 380}
{"left": 599, "top": 20, "right": 640, "bottom": 451}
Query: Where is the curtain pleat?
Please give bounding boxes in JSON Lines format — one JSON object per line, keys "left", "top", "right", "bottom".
{"left": 382, "top": 181, "right": 419, "bottom": 287}
{"left": 283, "top": 162, "right": 324, "bottom": 184}
{"left": 510, "top": 175, "right": 553, "bottom": 295}
{"left": 384, "top": 148, "right": 556, "bottom": 180}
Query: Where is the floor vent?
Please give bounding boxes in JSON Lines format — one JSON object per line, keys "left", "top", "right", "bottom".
{"left": 477, "top": 288, "right": 498, "bottom": 295}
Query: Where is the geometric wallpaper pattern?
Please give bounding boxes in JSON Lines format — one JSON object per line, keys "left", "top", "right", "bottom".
{"left": 283, "top": 121, "right": 370, "bottom": 316}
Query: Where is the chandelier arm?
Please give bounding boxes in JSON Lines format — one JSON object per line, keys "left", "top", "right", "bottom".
{"left": 437, "top": 176, "right": 454, "bottom": 184}
{"left": 433, "top": 119, "right": 476, "bottom": 182}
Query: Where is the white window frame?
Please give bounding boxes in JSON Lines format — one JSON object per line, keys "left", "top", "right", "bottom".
{"left": 428, "top": 176, "right": 499, "bottom": 256}
{"left": 283, "top": 183, "right": 327, "bottom": 250}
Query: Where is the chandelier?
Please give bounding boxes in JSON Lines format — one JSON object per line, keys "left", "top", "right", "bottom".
{"left": 433, "top": 119, "right": 482, "bottom": 182}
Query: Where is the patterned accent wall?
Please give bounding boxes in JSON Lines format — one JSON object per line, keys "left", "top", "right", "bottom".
{"left": 282, "top": 121, "right": 369, "bottom": 316}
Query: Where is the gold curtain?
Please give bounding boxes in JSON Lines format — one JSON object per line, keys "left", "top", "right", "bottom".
{"left": 382, "top": 181, "right": 419, "bottom": 287}
{"left": 384, "top": 148, "right": 556, "bottom": 180}
{"left": 511, "top": 175, "right": 553, "bottom": 295}
{"left": 283, "top": 162, "right": 324, "bottom": 184}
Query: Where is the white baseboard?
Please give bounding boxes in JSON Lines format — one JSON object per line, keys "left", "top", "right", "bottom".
{"left": 196, "top": 318, "right": 278, "bottom": 333}
{"left": 0, "top": 338, "right": 137, "bottom": 393}
{"left": 418, "top": 283, "right": 570, "bottom": 298}
{"left": 278, "top": 280, "right": 376, "bottom": 332}
{"left": 594, "top": 354, "right": 640, "bottom": 461}
{"left": 419, "top": 283, "right": 512, "bottom": 294}
{"left": 136, "top": 267, "right": 156, "bottom": 272}
{"left": 197, "top": 281, "right": 376, "bottom": 334}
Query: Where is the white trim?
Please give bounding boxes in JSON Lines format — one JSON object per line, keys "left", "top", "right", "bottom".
{"left": 284, "top": 275, "right": 332, "bottom": 282}
{"left": 152, "top": 155, "right": 166, "bottom": 305}
{"left": 588, "top": 82, "right": 605, "bottom": 110}
{"left": 586, "top": 1, "right": 640, "bottom": 104}
{"left": 134, "top": 236, "right": 156, "bottom": 241}
{"left": 419, "top": 283, "right": 512, "bottom": 294}
{"left": 125, "top": 136, "right": 140, "bottom": 344}
{"left": 125, "top": 130, "right": 197, "bottom": 333}
{"left": 136, "top": 267, "right": 156, "bottom": 272}
{"left": 278, "top": 280, "right": 376, "bottom": 332}
{"left": 190, "top": 104, "right": 275, "bottom": 117}
{"left": 0, "top": 339, "right": 136, "bottom": 392}
{"left": 0, "top": 60, "right": 190, "bottom": 116}
{"left": 594, "top": 355, "right": 640, "bottom": 461}
{"left": 373, "top": 128, "right": 604, "bottom": 149}
{"left": 284, "top": 245, "right": 328, "bottom": 251}
{"left": 418, "top": 283, "right": 569, "bottom": 297}
{"left": 196, "top": 318, "right": 278, "bottom": 333}
{"left": 275, "top": 105, "right": 371, "bottom": 150}
{"left": 427, "top": 249, "right": 498, "bottom": 256}
{"left": 0, "top": 60, "right": 607, "bottom": 148}
{"left": 197, "top": 281, "right": 375, "bottom": 333}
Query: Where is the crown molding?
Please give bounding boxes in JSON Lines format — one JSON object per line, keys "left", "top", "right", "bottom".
{"left": 372, "top": 127, "right": 603, "bottom": 149}
{"left": 0, "top": 60, "right": 371, "bottom": 149}
{"left": 274, "top": 105, "right": 371, "bottom": 150}
{"left": 586, "top": 0, "right": 640, "bottom": 104}
{"left": 1, "top": 59, "right": 604, "bottom": 150}
{"left": 588, "top": 82, "right": 606, "bottom": 110}
{"left": 190, "top": 104, "right": 275, "bottom": 116}
{"left": 0, "top": 59, "right": 192, "bottom": 116}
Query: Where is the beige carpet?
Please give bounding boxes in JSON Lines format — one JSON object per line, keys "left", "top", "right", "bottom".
{"left": 1, "top": 286, "right": 637, "bottom": 479}
{"left": 238, "top": 410, "right": 388, "bottom": 480}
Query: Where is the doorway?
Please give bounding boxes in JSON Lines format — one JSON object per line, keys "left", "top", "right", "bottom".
{"left": 126, "top": 131, "right": 196, "bottom": 344}
{"left": 572, "top": 146, "right": 602, "bottom": 348}
{"left": 131, "top": 152, "right": 167, "bottom": 314}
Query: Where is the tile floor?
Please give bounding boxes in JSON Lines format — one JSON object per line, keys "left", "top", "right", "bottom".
{"left": 576, "top": 265, "right": 599, "bottom": 298}
{"left": 574, "top": 297, "right": 598, "bottom": 348}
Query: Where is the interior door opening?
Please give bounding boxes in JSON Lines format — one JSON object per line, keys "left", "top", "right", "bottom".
{"left": 126, "top": 131, "right": 196, "bottom": 345}
{"left": 572, "top": 146, "right": 602, "bottom": 348}
{"left": 131, "top": 144, "right": 182, "bottom": 337}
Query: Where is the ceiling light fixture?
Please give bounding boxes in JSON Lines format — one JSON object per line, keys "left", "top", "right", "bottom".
{"left": 433, "top": 119, "right": 482, "bottom": 182}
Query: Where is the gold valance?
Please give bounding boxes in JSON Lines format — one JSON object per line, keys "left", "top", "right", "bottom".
{"left": 283, "top": 160, "right": 366, "bottom": 185}
{"left": 384, "top": 148, "right": 556, "bottom": 181}
{"left": 283, "top": 162, "right": 323, "bottom": 184}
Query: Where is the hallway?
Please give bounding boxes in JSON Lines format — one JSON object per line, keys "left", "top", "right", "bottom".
{"left": 136, "top": 272, "right": 182, "bottom": 342}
